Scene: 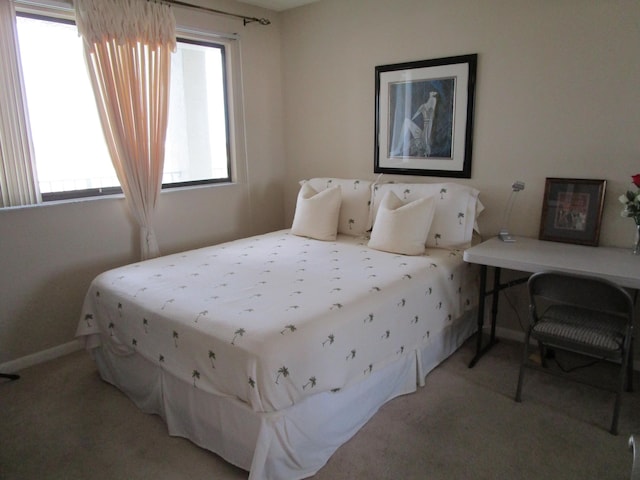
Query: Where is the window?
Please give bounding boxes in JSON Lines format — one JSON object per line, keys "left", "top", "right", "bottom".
{"left": 16, "top": 14, "right": 231, "bottom": 201}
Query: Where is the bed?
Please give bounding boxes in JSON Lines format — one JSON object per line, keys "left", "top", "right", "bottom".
{"left": 76, "top": 178, "right": 483, "bottom": 480}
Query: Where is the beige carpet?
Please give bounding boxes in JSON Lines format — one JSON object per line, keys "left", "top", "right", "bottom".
{"left": 1, "top": 337, "right": 638, "bottom": 479}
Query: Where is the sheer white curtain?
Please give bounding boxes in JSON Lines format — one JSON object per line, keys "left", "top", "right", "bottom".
{"left": 0, "top": 0, "right": 40, "bottom": 207}
{"left": 74, "top": 0, "right": 176, "bottom": 259}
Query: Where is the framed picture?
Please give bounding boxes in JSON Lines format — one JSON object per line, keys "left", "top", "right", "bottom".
{"left": 374, "top": 54, "right": 477, "bottom": 178}
{"left": 538, "top": 178, "right": 607, "bottom": 246}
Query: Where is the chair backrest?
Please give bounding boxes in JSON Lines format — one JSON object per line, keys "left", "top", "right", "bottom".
{"left": 528, "top": 271, "right": 634, "bottom": 321}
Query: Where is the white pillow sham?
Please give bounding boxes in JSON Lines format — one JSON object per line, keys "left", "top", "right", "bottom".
{"left": 291, "top": 183, "right": 342, "bottom": 241}
{"left": 302, "top": 178, "right": 373, "bottom": 236}
{"left": 368, "top": 191, "right": 436, "bottom": 255}
{"left": 371, "top": 182, "right": 482, "bottom": 249}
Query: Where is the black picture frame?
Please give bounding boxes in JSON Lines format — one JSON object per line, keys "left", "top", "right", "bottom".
{"left": 374, "top": 54, "right": 477, "bottom": 178}
{"left": 538, "top": 178, "right": 607, "bottom": 246}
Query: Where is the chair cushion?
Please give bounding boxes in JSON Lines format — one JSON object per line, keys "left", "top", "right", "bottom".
{"left": 532, "top": 304, "right": 628, "bottom": 352}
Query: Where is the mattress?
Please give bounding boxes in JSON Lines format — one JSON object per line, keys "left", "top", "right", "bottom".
{"left": 77, "top": 229, "right": 477, "bottom": 413}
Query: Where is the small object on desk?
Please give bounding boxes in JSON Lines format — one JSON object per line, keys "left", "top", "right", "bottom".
{"left": 498, "top": 180, "right": 525, "bottom": 243}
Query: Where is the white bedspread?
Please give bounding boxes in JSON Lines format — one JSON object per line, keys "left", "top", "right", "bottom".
{"left": 77, "top": 230, "right": 476, "bottom": 413}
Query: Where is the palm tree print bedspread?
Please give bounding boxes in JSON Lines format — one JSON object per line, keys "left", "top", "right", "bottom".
{"left": 76, "top": 230, "right": 477, "bottom": 412}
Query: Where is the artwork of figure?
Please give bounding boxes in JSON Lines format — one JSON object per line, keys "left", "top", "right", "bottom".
{"left": 388, "top": 78, "right": 455, "bottom": 160}
{"left": 400, "top": 91, "right": 438, "bottom": 157}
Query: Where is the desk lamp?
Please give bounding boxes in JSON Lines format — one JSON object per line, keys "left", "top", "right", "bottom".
{"left": 499, "top": 180, "right": 525, "bottom": 242}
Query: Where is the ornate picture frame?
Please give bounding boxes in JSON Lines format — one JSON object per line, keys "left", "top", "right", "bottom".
{"left": 374, "top": 54, "right": 477, "bottom": 178}
{"left": 538, "top": 178, "right": 607, "bottom": 246}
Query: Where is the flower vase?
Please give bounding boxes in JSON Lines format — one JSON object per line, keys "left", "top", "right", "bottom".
{"left": 634, "top": 223, "right": 640, "bottom": 255}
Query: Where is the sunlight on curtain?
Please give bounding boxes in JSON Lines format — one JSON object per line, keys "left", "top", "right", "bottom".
{"left": 74, "top": 0, "right": 176, "bottom": 259}
{"left": 0, "top": 0, "right": 40, "bottom": 207}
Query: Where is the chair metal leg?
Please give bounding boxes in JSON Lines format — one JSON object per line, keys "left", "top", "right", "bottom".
{"left": 515, "top": 330, "right": 532, "bottom": 402}
{"left": 630, "top": 435, "right": 640, "bottom": 480}
{"left": 612, "top": 343, "right": 633, "bottom": 435}
{"left": 612, "top": 388, "right": 622, "bottom": 436}
{"left": 612, "top": 357, "right": 624, "bottom": 435}
{"left": 627, "top": 341, "right": 634, "bottom": 393}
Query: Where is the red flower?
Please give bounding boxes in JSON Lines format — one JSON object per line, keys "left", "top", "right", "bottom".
{"left": 633, "top": 174, "right": 640, "bottom": 188}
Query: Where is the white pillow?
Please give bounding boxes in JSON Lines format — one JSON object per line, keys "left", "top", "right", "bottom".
{"left": 302, "top": 178, "right": 373, "bottom": 236}
{"left": 368, "top": 191, "right": 436, "bottom": 255}
{"left": 291, "top": 183, "right": 342, "bottom": 241}
{"left": 371, "top": 182, "right": 481, "bottom": 249}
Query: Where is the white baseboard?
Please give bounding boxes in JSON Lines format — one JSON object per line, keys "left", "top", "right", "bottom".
{"left": 494, "top": 326, "right": 640, "bottom": 372}
{"left": 0, "top": 339, "right": 83, "bottom": 374}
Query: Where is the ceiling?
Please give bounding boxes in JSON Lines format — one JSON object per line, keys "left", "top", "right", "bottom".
{"left": 235, "top": 0, "right": 319, "bottom": 12}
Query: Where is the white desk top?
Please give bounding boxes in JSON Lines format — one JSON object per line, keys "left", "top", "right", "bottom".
{"left": 463, "top": 236, "right": 640, "bottom": 290}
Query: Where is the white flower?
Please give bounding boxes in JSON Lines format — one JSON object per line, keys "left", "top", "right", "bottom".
{"left": 620, "top": 188, "right": 640, "bottom": 222}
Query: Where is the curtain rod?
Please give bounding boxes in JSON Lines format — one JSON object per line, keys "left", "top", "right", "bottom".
{"left": 15, "top": 1, "right": 270, "bottom": 27}
{"left": 163, "top": 0, "right": 271, "bottom": 25}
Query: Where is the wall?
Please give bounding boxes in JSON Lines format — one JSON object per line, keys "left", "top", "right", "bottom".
{"left": 280, "top": 0, "right": 640, "bottom": 337}
{"left": 0, "top": 0, "right": 286, "bottom": 367}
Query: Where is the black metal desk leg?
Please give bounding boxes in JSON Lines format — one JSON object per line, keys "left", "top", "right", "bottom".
{"left": 489, "top": 267, "right": 502, "bottom": 344}
{"left": 469, "top": 264, "right": 488, "bottom": 368}
{"left": 469, "top": 265, "right": 501, "bottom": 368}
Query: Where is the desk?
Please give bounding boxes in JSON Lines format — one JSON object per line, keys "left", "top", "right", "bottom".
{"left": 463, "top": 236, "right": 640, "bottom": 367}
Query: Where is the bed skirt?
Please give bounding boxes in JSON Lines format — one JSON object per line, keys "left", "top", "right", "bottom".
{"left": 86, "top": 309, "right": 476, "bottom": 480}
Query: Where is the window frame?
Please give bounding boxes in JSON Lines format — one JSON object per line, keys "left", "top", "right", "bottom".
{"left": 15, "top": 11, "right": 234, "bottom": 203}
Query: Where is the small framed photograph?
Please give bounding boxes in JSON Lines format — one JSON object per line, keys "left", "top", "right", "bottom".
{"left": 374, "top": 54, "right": 477, "bottom": 178}
{"left": 538, "top": 178, "right": 607, "bottom": 246}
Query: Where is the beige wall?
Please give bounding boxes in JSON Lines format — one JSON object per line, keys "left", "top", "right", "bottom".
{"left": 279, "top": 0, "right": 640, "bottom": 338}
{"left": 0, "top": 0, "right": 286, "bottom": 365}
